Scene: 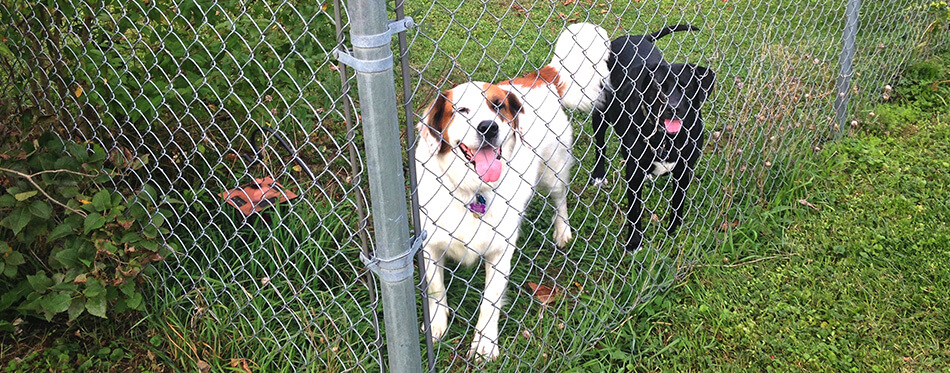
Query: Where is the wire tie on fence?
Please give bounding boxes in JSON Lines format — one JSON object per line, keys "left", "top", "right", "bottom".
{"left": 360, "top": 230, "right": 427, "bottom": 283}
{"left": 333, "top": 17, "right": 414, "bottom": 74}
{"left": 351, "top": 17, "right": 414, "bottom": 49}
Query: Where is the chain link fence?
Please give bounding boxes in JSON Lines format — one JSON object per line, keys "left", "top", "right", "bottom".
{"left": 0, "top": 0, "right": 945, "bottom": 371}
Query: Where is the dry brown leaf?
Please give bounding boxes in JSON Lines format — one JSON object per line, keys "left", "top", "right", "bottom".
{"left": 797, "top": 199, "right": 820, "bottom": 211}
{"left": 197, "top": 360, "right": 211, "bottom": 373}
{"left": 717, "top": 220, "right": 739, "bottom": 232}
{"left": 562, "top": 0, "right": 575, "bottom": 5}
{"left": 513, "top": 3, "right": 527, "bottom": 15}
{"left": 527, "top": 282, "right": 559, "bottom": 305}
{"left": 229, "top": 358, "right": 253, "bottom": 373}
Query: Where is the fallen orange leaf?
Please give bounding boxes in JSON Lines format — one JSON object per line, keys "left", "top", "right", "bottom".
{"left": 527, "top": 282, "right": 560, "bottom": 305}
{"left": 229, "top": 358, "right": 253, "bottom": 373}
{"left": 717, "top": 220, "right": 739, "bottom": 232}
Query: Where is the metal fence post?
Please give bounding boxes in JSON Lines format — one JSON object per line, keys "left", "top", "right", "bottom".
{"left": 834, "top": 0, "right": 862, "bottom": 136}
{"left": 339, "top": 0, "right": 424, "bottom": 371}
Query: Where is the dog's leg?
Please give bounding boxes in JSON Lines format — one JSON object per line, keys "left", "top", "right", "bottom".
{"left": 552, "top": 161, "right": 573, "bottom": 248}
{"left": 667, "top": 158, "right": 691, "bottom": 234}
{"left": 623, "top": 151, "right": 650, "bottom": 252}
{"left": 423, "top": 249, "right": 450, "bottom": 342}
{"left": 469, "top": 246, "right": 512, "bottom": 361}
{"left": 668, "top": 141, "right": 701, "bottom": 234}
{"left": 591, "top": 108, "right": 610, "bottom": 187}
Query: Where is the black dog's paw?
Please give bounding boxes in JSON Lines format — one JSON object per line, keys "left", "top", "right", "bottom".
{"left": 590, "top": 176, "right": 609, "bottom": 188}
{"left": 625, "top": 233, "right": 643, "bottom": 253}
{"left": 666, "top": 216, "right": 683, "bottom": 235}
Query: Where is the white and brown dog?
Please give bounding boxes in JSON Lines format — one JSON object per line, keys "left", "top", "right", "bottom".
{"left": 414, "top": 23, "right": 609, "bottom": 360}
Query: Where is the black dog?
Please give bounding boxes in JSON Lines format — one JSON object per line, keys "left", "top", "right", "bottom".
{"left": 591, "top": 24, "right": 715, "bottom": 251}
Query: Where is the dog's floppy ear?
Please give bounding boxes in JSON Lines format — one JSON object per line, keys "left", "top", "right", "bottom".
{"left": 631, "top": 63, "right": 665, "bottom": 109}
{"left": 503, "top": 92, "right": 524, "bottom": 128}
{"left": 684, "top": 63, "right": 716, "bottom": 106}
{"left": 419, "top": 91, "right": 454, "bottom": 155}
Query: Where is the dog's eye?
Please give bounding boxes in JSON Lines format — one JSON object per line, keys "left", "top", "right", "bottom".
{"left": 492, "top": 100, "right": 505, "bottom": 111}
{"left": 458, "top": 108, "right": 470, "bottom": 114}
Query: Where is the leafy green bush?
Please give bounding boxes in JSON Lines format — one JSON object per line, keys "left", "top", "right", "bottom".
{"left": 0, "top": 133, "right": 173, "bottom": 327}
{"left": 0, "top": 0, "right": 347, "bottom": 190}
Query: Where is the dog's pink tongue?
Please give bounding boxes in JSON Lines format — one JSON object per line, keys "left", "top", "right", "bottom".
{"left": 473, "top": 147, "right": 502, "bottom": 183}
{"left": 664, "top": 118, "right": 683, "bottom": 133}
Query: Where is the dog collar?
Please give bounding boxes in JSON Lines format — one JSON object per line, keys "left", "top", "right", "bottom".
{"left": 468, "top": 194, "right": 487, "bottom": 218}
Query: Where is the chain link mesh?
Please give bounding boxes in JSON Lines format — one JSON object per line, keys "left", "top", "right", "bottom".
{"left": 0, "top": 0, "right": 943, "bottom": 371}
{"left": 401, "top": 0, "right": 941, "bottom": 370}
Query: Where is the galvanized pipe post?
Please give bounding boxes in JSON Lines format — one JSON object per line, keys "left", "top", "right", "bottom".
{"left": 341, "top": 0, "right": 424, "bottom": 371}
{"left": 833, "top": 0, "right": 862, "bottom": 136}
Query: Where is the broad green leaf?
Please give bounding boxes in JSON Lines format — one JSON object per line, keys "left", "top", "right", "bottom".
{"left": 14, "top": 190, "right": 37, "bottom": 201}
{"left": 49, "top": 222, "right": 76, "bottom": 241}
{"left": 101, "top": 241, "right": 118, "bottom": 254}
{"left": 5, "top": 251, "right": 25, "bottom": 266}
{"left": 68, "top": 297, "right": 85, "bottom": 321}
{"left": 86, "top": 294, "right": 107, "bottom": 318}
{"left": 84, "top": 213, "right": 106, "bottom": 234}
{"left": 141, "top": 184, "right": 158, "bottom": 204}
{"left": 77, "top": 242, "right": 96, "bottom": 267}
{"left": 4, "top": 207, "right": 31, "bottom": 235}
{"left": 53, "top": 247, "right": 79, "bottom": 268}
{"left": 120, "top": 232, "right": 140, "bottom": 244}
{"left": 125, "top": 292, "right": 144, "bottom": 311}
{"left": 143, "top": 225, "right": 158, "bottom": 239}
{"left": 84, "top": 278, "right": 105, "bottom": 298}
{"left": 0, "top": 281, "right": 29, "bottom": 309}
{"left": 152, "top": 212, "right": 165, "bottom": 228}
{"left": 120, "top": 280, "right": 135, "bottom": 296}
{"left": 0, "top": 194, "right": 15, "bottom": 207}
{"left": 40, "top": 292, "right": 72, "bottom": 319}
{"left": 27, "top": 271, "right": 53, "bottom": 292}
{"left": 129, "top": 203, "right": 148, "bottom": 221}
{"left": 29, "top": 200, "right": 52, "bottom": 219}
{"left": 92, "top": 190, "right": 112, "bottom": 212}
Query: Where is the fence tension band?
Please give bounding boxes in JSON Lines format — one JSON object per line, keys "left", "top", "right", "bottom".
{"left": 361, "top": 230, "right": 426, "bottom": 282}
{"left": 333, "top": 17, "right": 414, "bottom": 73}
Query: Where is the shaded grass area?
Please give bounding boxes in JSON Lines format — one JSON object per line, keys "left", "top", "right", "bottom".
{"left": 571, "top": 50, "right": 950, "bottom": 371}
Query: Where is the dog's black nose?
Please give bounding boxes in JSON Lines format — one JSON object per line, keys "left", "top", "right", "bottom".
{"left": 477, "top": 120, "right": 498, "bottom": 141}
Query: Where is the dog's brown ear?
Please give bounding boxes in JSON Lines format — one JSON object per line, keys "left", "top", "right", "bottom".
{"left": 421, "top": 91, "right": 454, "bottom": 155}
{"left": 503, "top": 92, "right": 524, "bottom": 129}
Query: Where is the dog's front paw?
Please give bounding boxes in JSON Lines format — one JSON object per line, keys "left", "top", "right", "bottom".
{"left": 427, "top": 303, "right": 450, "bottom": 342}
{"left": 468, "top": 333, "right": 500, "bottom": 361}
{"left": 626, "top": 233, "right": 643, "bottom": 253}
{"left": 590, "top": 176, "right": 608, "bottom": 187}
{"left": 554, "top": 224, "right": 573, "bottom": 248}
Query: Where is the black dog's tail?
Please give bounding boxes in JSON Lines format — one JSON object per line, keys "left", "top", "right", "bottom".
{"left": 646, "top": 24, "right": 699, "bottom": 42}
